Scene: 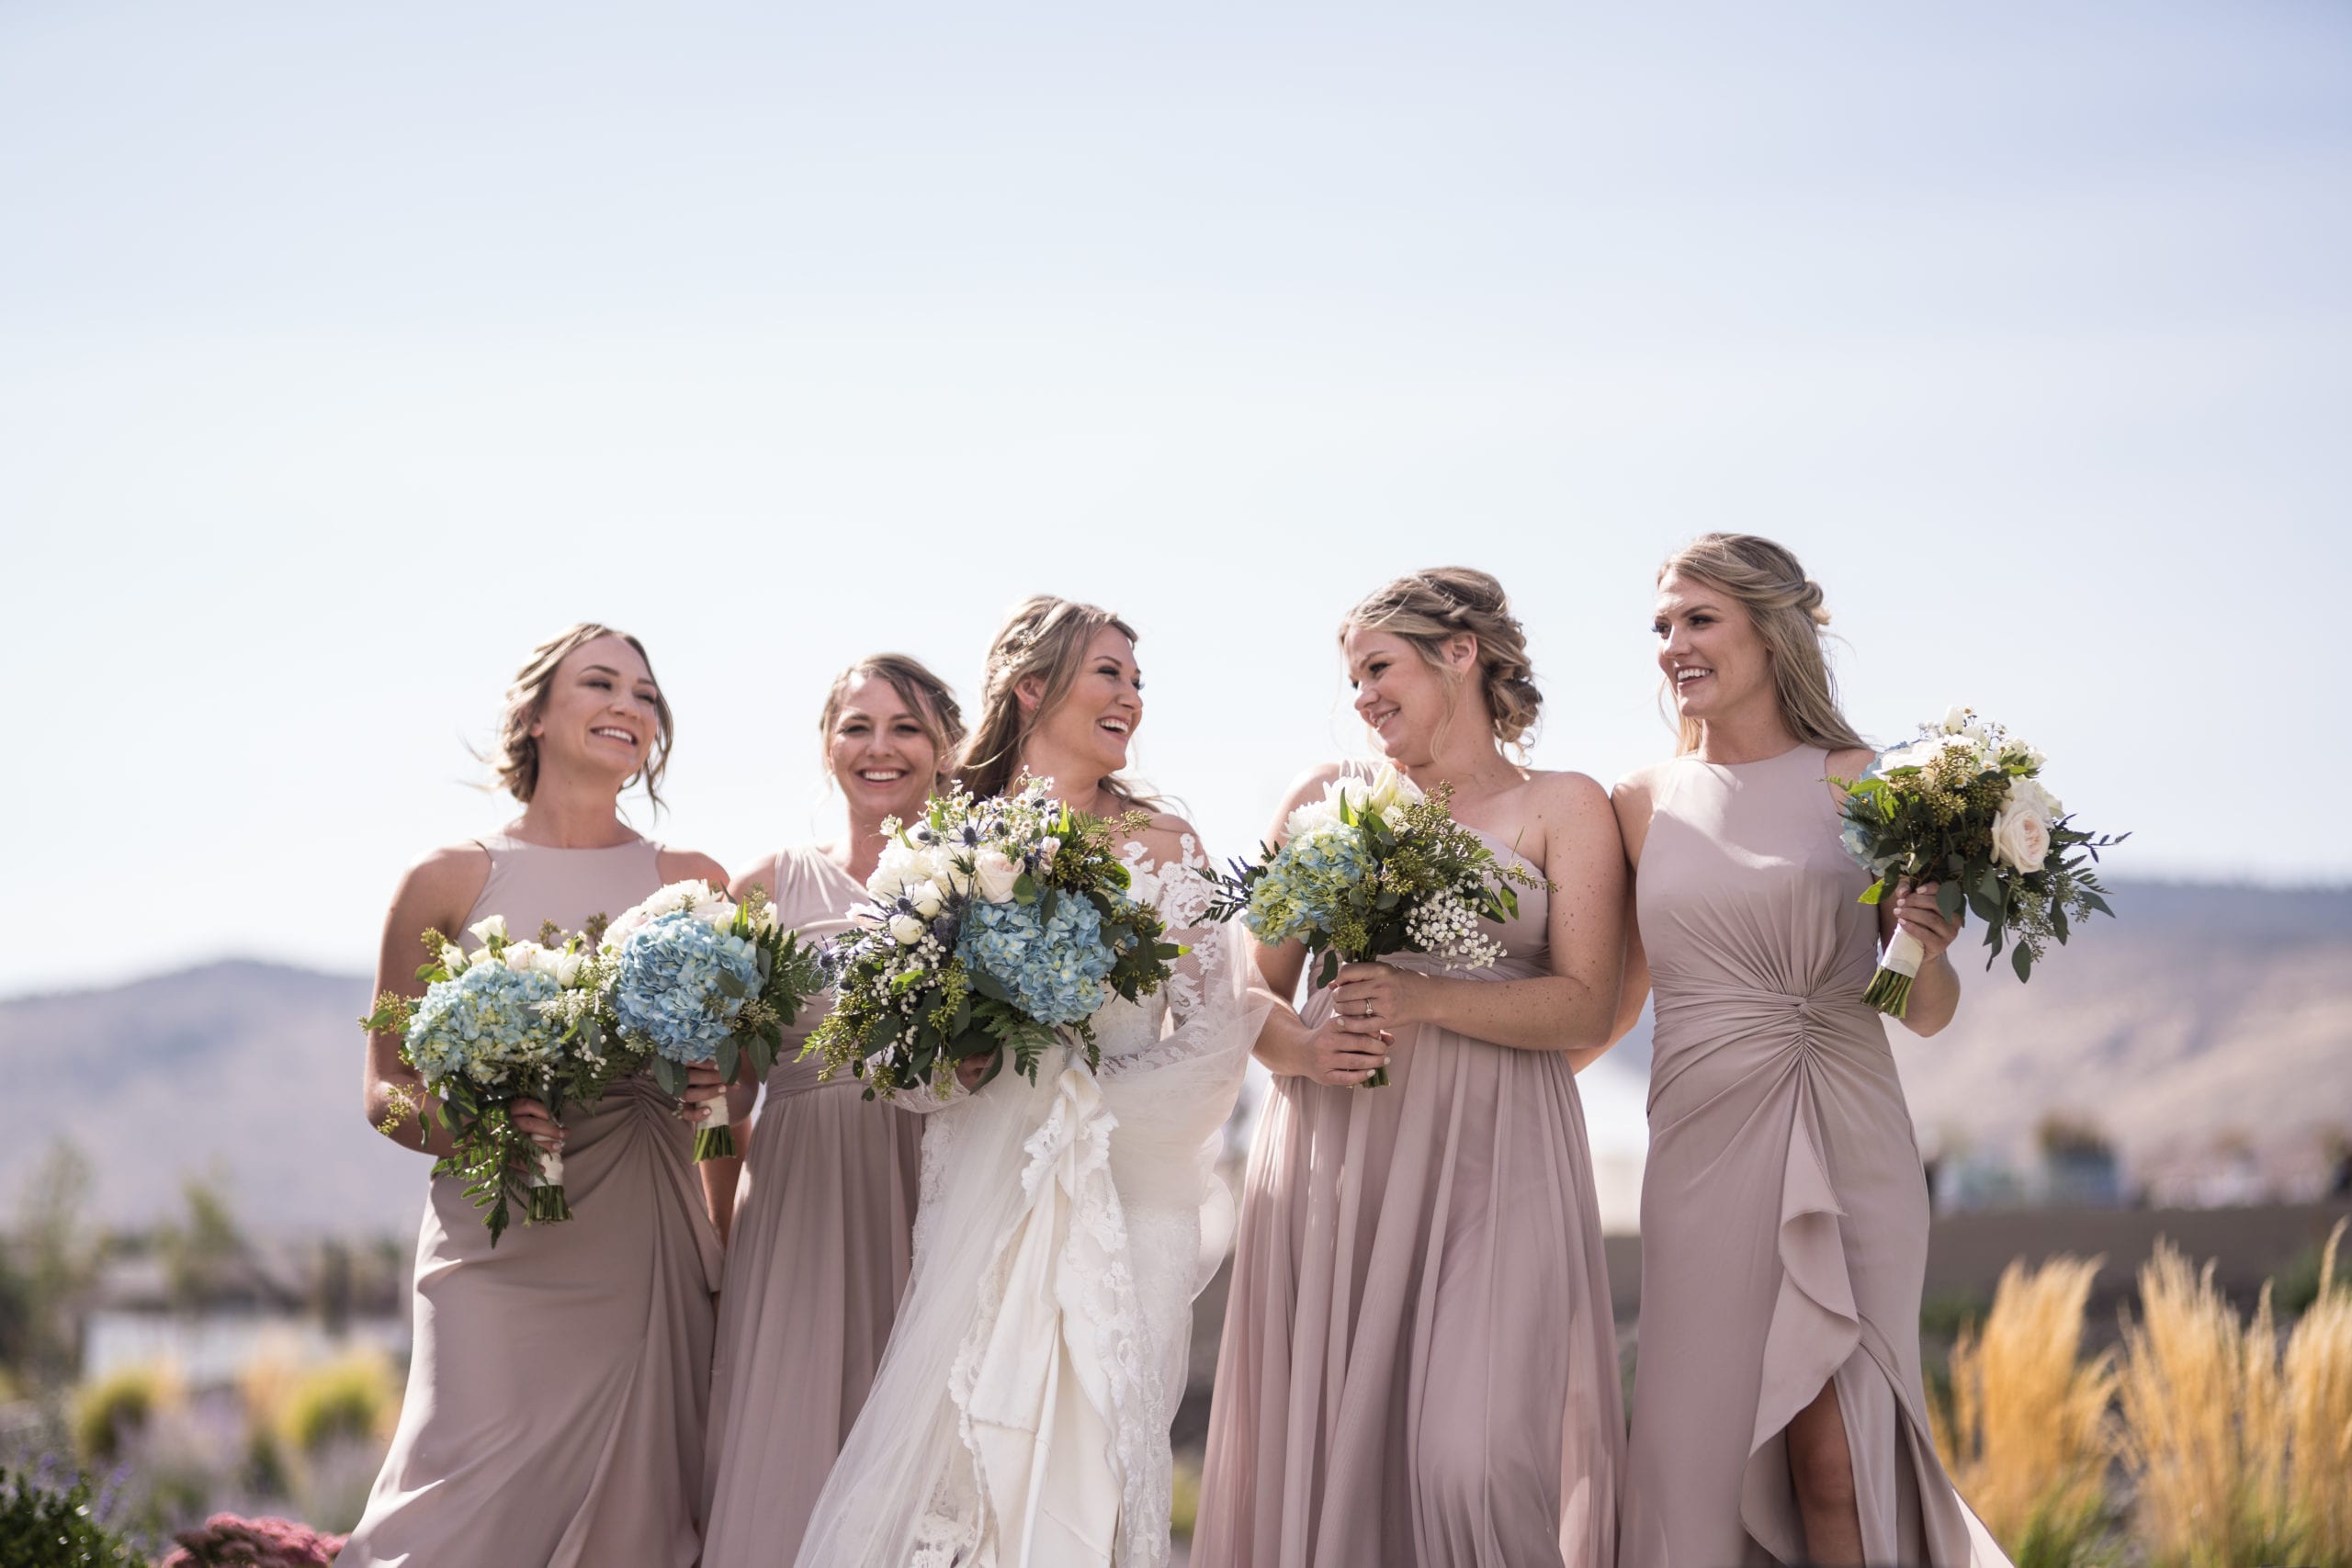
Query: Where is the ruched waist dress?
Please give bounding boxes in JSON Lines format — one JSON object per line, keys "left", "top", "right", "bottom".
{"left": 1620, "top": 747, "right": 2004, "bottom": 1565}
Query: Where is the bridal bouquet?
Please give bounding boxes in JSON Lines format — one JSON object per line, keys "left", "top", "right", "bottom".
{"left": 1204, "top": 763, "right": 1544, "bottom": 1088}
{"left": 361, "top": 916, "right": 617, "bottom": 1242}
{"left": 600, "top": 880, "right": 826, "bottom": 1160}
{"left": 1838, "top": 706, "right": 2126, "bottom": 1017}
{"left": 805, "top": 780, "right": 1184, "bottom": 1099}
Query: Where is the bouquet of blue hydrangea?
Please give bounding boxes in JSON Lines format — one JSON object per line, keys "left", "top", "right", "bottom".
{"left": 360, "top": 914, "right": 616, "bottom": 1243}
{"left": 805, "top": 780, "right": 1185, "bottom": 1099}
{"left": 1204, "top": 763, "right": 1545, "bottom": 1088}
{"left": 1838, "top": 706, "right": 2126, "bottom": 1017}
{"left": 599, "top": 880, "right": 825, "bottom": 1160}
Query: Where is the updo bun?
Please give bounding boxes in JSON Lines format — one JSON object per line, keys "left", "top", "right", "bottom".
{"left": 1340, "top": 567, "right": 1542, "bottom": 750}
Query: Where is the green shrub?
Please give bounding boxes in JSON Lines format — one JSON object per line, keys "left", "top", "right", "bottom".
{"left": 0, "top": 1464, "right": 147, "bottom": 1565}
{"left": 282, "top": 1354, "right": 396, "bottom": 1458}
{"left": 72, "top": 1363, "right": 179, "bottom": 1465}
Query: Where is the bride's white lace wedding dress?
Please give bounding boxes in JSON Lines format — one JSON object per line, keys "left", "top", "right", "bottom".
{"left": 794, "top": 838, "right": 1270, "bottom": 1568}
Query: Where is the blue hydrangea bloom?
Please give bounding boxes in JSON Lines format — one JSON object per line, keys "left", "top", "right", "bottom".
{"left": 958, "top": 893, "right": 1114, "bottom": 1025}
{"left": 405, "top": 961, "right": 561, "bottom": 1089}
{"left": 1244, "top": 823, "right": 1376, "bottom": 946}
{"left": 612, "top": 910, "right": 762, "bottom": 1064}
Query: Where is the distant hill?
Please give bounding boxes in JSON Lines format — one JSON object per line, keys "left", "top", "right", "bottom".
{"left": 2, "top": 880, "right": 2345, "bottom": 1235}
{"left": 0, "top": 960, "right": 425, "bottom": 1236}
{"left": 1885, "top": 881, "right": 2352, "bottom": 1181}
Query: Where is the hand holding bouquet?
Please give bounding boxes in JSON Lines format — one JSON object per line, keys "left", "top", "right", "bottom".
{"left": 601, "top": 880, "right": 825, "bottom": 1160}
{"left": 1838, "top": 707, "right": 2126, "bottom": 1017}
{"left": 1204, "top": 763, "right": 1545, "bottom": 1087}
{"left": 806, "top": 780, "right": 1184, "bottom": 1098}
{"left": 360, "top": 915, "right": 614, "bottom": 1243}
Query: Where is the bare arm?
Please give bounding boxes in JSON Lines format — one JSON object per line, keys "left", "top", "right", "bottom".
{"left": 1327, "top": 773, "right": 1628, "bottom": 1067}
{"left": 362, "top": 844, "right": 493, "bottom": 1156}
{"left": 1606, "top": 768, "right": 1659, "bottom": 1046}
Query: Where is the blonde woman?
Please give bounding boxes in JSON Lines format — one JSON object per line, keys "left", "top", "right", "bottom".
{"left": 795, "top": 596, "right": 1270, "bottom": 1568}
{"left": 345, "top": 624, "right": 730, "bottom": 1568}
{"left": 1193, "top": 568, "right": 1626, "bottom": 1567}
{"left": 700, "top": 654, "right": 964, "bottom": 1568}
{"left": 1611, "top": 535, "right": 2004, "bottom": 1566}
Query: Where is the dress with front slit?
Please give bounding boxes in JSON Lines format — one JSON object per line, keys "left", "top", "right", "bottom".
{"left": 1620, "top": 746, "right": 2006, "bottom": 1566}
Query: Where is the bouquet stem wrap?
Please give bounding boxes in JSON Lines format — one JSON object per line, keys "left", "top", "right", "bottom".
{"left": 527, "top": 1145, "right": 571, "bottom": 1224}
{"left": 692, "top": 1095, "right": 735, "bottom": 1162}
{"left": 1863, "top": 928, "right": 1926, "bottom": 1018}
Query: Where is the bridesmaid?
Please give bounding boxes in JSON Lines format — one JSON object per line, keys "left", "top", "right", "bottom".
{"left": 1196, "top": 569, "right": 1626, "bottom": 1568}
{"left": 700, "top": 653, "right": 965, "bottom": 1568}
{"left": 1610, "top": 535, "right": 2004, "bottom": 1566}
{"left": 345, "top": 623, "right": 730, "bottom": 1568}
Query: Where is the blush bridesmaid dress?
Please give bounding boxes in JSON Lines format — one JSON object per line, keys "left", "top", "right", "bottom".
{"left": 1620, "top": 745, "right": 2007, "bottom": 1565}
{"left": 1196, "top": 779, "right": 1623, "bottom": 1568}
{"left": 345, "top": 834, "right": 721, "bottom": 1568}
{"left": 699, "top": 843, "right": 925, "bottom": 1568}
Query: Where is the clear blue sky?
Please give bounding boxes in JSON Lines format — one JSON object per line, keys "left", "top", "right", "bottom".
{"left": 2, "top": 1, "right": 2346, "bottom": 993}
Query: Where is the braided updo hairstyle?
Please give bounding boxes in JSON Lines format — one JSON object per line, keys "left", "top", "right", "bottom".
{"left": 1340, "top": 568, "right": 1543, "bottom": 752}
{"left": 956, "top": 594, "right": 1148, "bottom": 807}
{"left": 1656, "top": 533, "right": 1865, "bottom": 756}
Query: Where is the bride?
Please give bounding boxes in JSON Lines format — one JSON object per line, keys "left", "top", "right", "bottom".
{"left": 795, "top": 596, "right": 1270, "bottom": 1568}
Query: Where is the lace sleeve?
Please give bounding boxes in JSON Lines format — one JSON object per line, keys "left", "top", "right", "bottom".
{"left": 1097, "top": 833, "right": 1253, "bottom": 1080}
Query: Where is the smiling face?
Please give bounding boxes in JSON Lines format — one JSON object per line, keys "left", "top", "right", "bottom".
{"left": 1654, "top": 570, "right": 1776, "bottom": 729}
{"left": 1023, "top": 626, "right": 1143, "bottom": 781}
{"left": 531, "top": 635, "right": 662, "bottom": 789}
{"left": 828, "top": 673, "right": 943, "bottom": 824}
{"left": 1344, "top": 625, "right": 1476, "bottom": 766}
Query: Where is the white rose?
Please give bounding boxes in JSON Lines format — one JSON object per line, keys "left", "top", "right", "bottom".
{"left": 2007, "top": 775, "right": 2063, "bottom": 824}
{"left": 1990, "top": 795, "right": 2054, "bottom": 873}
{"left": 750, "top": 900, "right": 780, "bottom": 937}
{"left": 909, "top": 879, "right": 944, "bottom": 919}
{"left": 549, "top": 948, "right": 585, "bottom": 986}
{"left": 468, "top": 914, "right": 508, "bottom": 946}
{"left": 1038, "top": 836, "right": 1061, "bottom": 866}
{"left": 438, "top": 942, "right": 467, "bottom": 973}
{"left": 974, "top": 847, "right": 1022, "bottom": 904}
{"left": 691, "top": 895, "right": 738, "bottom": 929}
{"left": 505, "top": 941, "right": 547, "bottom": 975}
{"left": 888, "top": 912, "right": 926, "bottom": 946}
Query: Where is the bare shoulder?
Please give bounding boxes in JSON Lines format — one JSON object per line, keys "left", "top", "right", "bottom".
{"left": 398, "top": 840, "right": 492, "bottom": 908}
{"left": 1281, "top": 761, "right": 1348, "bottom": 813}
{"left": 728, "top": 851, "right": 785, "bottom": 903}
{"left": 1261, "top": 761, "right": 1349, "bottom": 847}
{"left": 1611, "top": 760, "right": 1676, "bottom": 819}
{"left": 1525, "top": 768, "right": 1611, "bottom": 821}
{"left": 1824, "top": 746, "right": 1877, "bottom": 797}
{"left": 658, "top": 846, "right": 730, "bottom": 888}
{"left": 1609, "top": 759, "right": 1678, "bottom": 867}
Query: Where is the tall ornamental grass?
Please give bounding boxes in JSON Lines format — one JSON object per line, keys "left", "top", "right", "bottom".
{"left": 1935, "top": 1255, "right": 2117, "bottom": 1564}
